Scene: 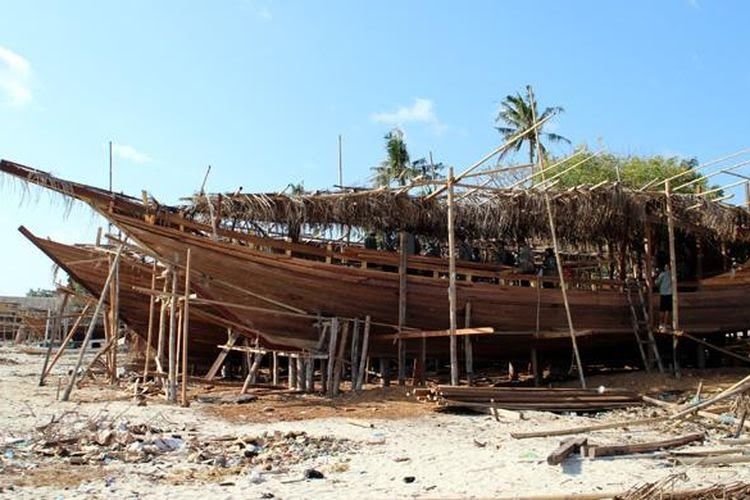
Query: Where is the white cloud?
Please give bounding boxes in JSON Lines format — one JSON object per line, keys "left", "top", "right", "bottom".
{"left": 371, "top": 98, "right": 446, "bottom": 133}
{"left": 687, "top": 0, "right": 699, "bottom": 9}
{"left": 0, "top": 46, "right": 32, "bottom": 107}
{"left": 112, "top": 143, "right": 154, "bottom": 165}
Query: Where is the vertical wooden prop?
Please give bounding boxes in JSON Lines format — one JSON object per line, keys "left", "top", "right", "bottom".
{"left": 398, "top": 231, "right": 408, "bottom": 386}
{"left": 665, "top": 180, "right": 681, "bottom": 378}
{"left": 350, "top": 318, "right": 361, "bottom": 388}
{"left": 447, "top": 166, "right": 459, "bottom": 386}
{"left": 464, "top": 302, "right": 473, "bottom": 385}
{"left": 155, "top": 276, "right": 168, "bottom": 373}
{"left": 333, "top": 321, "right": 350, "bottom": 395}
{"left": 326, "top": 318, "right": 339, "bottom": 396}
{"left": 288, "top": 356, "right": 297, "bottom": 389}
{"left": 181, "top": 248, "right": 191, "bottom": 406}
{"left": 296, "top": 357, "right": 305, "bottom": 391}
{"left": 272, "top": 352, "right": 279, "bottom": 386}
{"left": 61, "top": 246, "right": 124, "bottom": 401}
{"left": 142, "top": 262, "right": 157, "bottom": 379}
{"left": 108, "top": 255, "right": 120, "bottom": 384}
{"left": 355, "top": 315, "right": 371, "bottom": 391}
{"left": 305, "top": 357, "right": 314, "bottom": 392}
{"left": 528, "top": 86, "right": 586, "bottom": 388}
{"left": 168, "top": 267, "right": 178, "bottom": 402}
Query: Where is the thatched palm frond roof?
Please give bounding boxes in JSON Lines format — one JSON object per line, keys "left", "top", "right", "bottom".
{"left": 183, "top": 184, "right": 750, "bottom": 244}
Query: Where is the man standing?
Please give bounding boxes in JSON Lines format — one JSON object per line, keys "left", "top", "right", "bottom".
{"left": 655, "top": 263, "right": 672, "bottom": 332}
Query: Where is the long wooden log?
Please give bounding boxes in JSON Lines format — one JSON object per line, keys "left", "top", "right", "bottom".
{"left": 142, "top": 262, "right": 157, "bottom": 379}
{"left": 585, "top": 433, "right": 704, "bottom": 458}
{"left": 511, "top": 416, "right": 669, "bottom": 439}
{"left": 41, "top": 301, "right": 92, "bottom": 380}
{"left": 643, "top": 394, "right": 750, "bottom": 430}
{"left": 181, "top": 248, "right": 191, "bottom": 406}
{"left": 447, "top": 167, "right": 458, "bottom": 386}
{"left": 39, "top": 292, "right": 69, "bottom": 386}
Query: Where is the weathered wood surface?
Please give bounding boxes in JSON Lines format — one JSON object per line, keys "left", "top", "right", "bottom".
{"left": 547, "top": 437, "right": 587, "bottom": 465}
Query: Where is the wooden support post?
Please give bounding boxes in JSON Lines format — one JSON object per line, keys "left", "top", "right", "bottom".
{"left": 397, "top": 231, "right": 408, "bottom": 386}
{"left": 42, "top": 301, "right": 93, "bottom": 380}
{"left": 350, "top": 318, "right": 360, "bottom": 387}
{"left": 333, "top": 321, "right": 350, "bottom": 395}
{"left": 528, "top": 86, "right": 585, "bottom": 389}
{"left": 142, "top": 262, "right": 157, "bottom": 380}
{"left": 272, "top": 351, "right": 279, "bottom": 386}
{"left": 419, "top": 335, "right": 427, "bottom": 386}
{"left": 305, "top": 357, "right": 314, "bottom": 392}
{"left": 242, "top": 352, "right": 264, "bottom": 394}
{"left": 61, "top": 245, "right": 123, "bottom": 402}
{"left": 464, "top": 302, "right": 473, "bottom": 385}
{"left": 39, "top": 292, "right": 69, "bottom": 386}
{"left": 288, "top": 356, "right": 297, "bottom": 389}
{"left": 320, "top": 358, "right": 327, "bottom": 394}
{"left": 447, "top": 166, "right": 459, "bottom": 386}
{"left": 665, "top": 179, "right": 681, "bottom": 378}
{"left": 644, "top": 221, "right": 655, "bottom": 330}
{"left": 326, "top": 318, "right": 339, "bottom": 396}
{"left": 155, "top": 277, "right": 168, "bottom": 373}
{"left": 380, "top": 358, "right": 391, "bottom": 387}
{"left": 296, "top": 356, "right": 305, "bottom": 391}
{"left": 531, "top": 347, "right": 541, "bottom": 387}
{"left": 108, "top": 255, "right": 120, "bottom": 384}
{"left": 168, "top": 267, "right": 178, "bottom": 402}
{"left": 355, "top": 315, "right": 371, "bottom": 391}
{"left": 181, "top": 248, "right": 191, "bottom": 406}
{"left": 205, "top": 329, "right": 238, "bottom": 380}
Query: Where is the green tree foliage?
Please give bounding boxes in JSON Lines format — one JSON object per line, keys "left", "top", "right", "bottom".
{"left": 26, "top": 288, "right": 56, "bottom": 297}
{"left": 371, "top": 128, "right": 445, "bottom": 189}
{"left": 495, "top": 85, "right": 570, "bottom": 166}
{"left": 542, "top": 147, "right": 717, "bottom": 195}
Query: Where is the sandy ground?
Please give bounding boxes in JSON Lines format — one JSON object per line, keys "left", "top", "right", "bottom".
{"left": 1, "top": 345, "right": 749, "bottom": 499}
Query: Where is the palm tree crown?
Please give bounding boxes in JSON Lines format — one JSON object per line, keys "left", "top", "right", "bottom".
{"left": 495, "top": 85, "right": 570, "bottom": 166}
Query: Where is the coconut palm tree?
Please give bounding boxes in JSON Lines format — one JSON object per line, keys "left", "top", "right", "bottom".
{"left": 371, "top": 129, "right": 415, "bottom": 187}
{"left": 495, "top": 85, "right": 570, "bottom": 167}
{"left": 371, "top": 129, "right": 445, "bottom": 189}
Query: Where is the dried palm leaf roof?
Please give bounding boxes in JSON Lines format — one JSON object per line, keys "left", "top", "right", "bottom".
{"left": 183, "top": 184, "right": 750, "bottom": 244}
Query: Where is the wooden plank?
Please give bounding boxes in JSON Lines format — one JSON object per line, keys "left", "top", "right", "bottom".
{"left": 511, "top": 416, "right": 669, "bottom": 439}
{"left": 205, "top": 329, "right": 239, "bottom": 380}
{"left": 585, "top": 433, "right": 704, "bottom": 458}
{"left": 355, "top": 315, "right": 370, "bottom": 391}
{"left": 547, "top": 437, "right": 587, "bottom": 465}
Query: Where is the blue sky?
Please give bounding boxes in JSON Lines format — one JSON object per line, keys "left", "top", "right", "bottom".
{"left": 1, "top": 0, "right": 749, "bottom": 294}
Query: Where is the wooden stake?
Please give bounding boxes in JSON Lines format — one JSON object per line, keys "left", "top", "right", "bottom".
{"left": 108, "top": 255, "right": 119, "bottom": 384}
{"left": 305, "top": 356, "right": 314, "bottom": 392}
{"left": 155, "top": 277, "right": 168, "bottom": 373}
{"left": 355, "top": 315, "right": 371, "bottom": 391}
{"left": 61, "top": 245, "right": 123, "bottom": 402}
{"left": 397, "top": 231, "right": 408, "bottom": 386}
{"left": 464, "top": 301, "right": 473, "bottom": 385}
{"left": 205, "top": 329, "right": 238, "bottom": 380}
{"left": 181, "top": 248, "right": 191, "bottom": 406}
{"left": 665, "top": 179, "right": 681, "bottom": 378}
{"left": 142, "top": 262, "right": 157, "bottom": 380}
{"left": 447, "top": 166, "right": 459, "bottom": 386}
{"left": 296, "top": 357, "right": 305, "bottom": 391}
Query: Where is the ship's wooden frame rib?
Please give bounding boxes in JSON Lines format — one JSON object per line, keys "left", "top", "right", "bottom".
{"left": 4, "top": 159, "right": 750, "bottom": 371}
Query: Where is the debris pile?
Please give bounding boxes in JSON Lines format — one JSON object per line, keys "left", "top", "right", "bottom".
{"left": 1, "top": 411, "right": 358, "bottom": 473}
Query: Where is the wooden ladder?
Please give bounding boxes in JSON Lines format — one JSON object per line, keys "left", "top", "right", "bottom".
{"left": 624, "top": 278, "right": 664, "bottom": 373}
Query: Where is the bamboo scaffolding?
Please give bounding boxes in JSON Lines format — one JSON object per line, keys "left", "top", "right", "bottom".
{"left": 181, "top": 248, "right": 191, "bottom": 406}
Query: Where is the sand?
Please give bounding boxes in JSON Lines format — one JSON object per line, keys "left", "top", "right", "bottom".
{"left": 1, "top": 345, "right": 748, "bottom": 499}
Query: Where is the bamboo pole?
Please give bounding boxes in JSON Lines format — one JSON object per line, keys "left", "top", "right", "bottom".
{"left": 39, "top": 292, "right": 69, "bottom": 386}
{"left": 447, "top": 166, "right": 459, "bottom": 386}
{"left": 155, "top": 276, "right": 168, "bottom": 373}
{"left": 168, "top": 267, "right": 178, "bottom": 402}
{"left": 61, "top": 245, "right": 124, "bottom": 401}
{"left": 272, "top": 351, "right": 279, "bottom": 386}
{"left": 355, "top": 315, "right": 371, "bottom": 391}
{"left": 397, "top": 231, "right": 408, "bottom": 386}
{"left": 528, "top": 86, "right": 586, "bottom": 388}
{"left": 464, "top": 301, "right": 473, "bottom": 385}
{"left": 333, "top": 321, "right": 350, "bottom": 395}
{"left": 665, "top": 180, "right": 681, "bottom": 378}
{"left": 326, "top": 318, "right": 339, "bottom": 396}
{"left": 350, "top": 318, "right": 360, "bottom": 387}
{"left": 108, "top": 255, "right": 119, "bottom": 384}
{"left": 42, "top": 301, "right": 93, "bottom": 380}
{"left": 142, "top": 262, "right": 157, "bottom": 379}
{"left": 181, "top": 248, "right": 191, "bottom": 406}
